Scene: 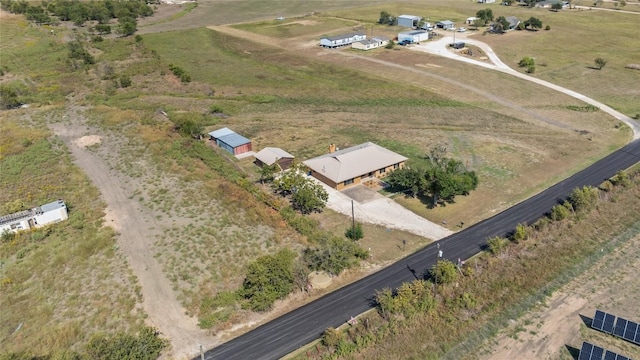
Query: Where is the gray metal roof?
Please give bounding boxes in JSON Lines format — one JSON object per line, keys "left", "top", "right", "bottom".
{"left": 398, "top": 15, "right": 421, "bottom": 20}
{"left": 255, "top": 147, "right": 294, "bottom": 165}
{"left": 438, "top": 20, "right": 454, "bottom": 25}
{"left": 40, "top": 200, "right": 66, "bottom": 213}
{"left": 208, "top": 127, "right": 235, "bottom": 139}
{"left": 399, "top": 30, "right": 428, "bottom": 36}
{"left": 218, "top": 133, "right": 251, "bottom": 147}
{"left": 303, "top": 142, "right": 407, "bottom": 183}
{"left": 506, "top": 16, "right": 520, "bottom": 27}
{"left": 322, "top": 32, "right": 366, "bottom": 42}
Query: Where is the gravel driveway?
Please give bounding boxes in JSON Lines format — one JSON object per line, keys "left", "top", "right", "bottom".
{"left": 316, "top": 179, "right": 453, "bottom": 241}
{"left": 413, "top": 35, "right": 640, "bottom": 139}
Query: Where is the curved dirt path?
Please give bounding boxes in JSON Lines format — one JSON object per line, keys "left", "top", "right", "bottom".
{"left": 414, "top": 36, "right": 640, "bottom": 139}
{"left": 49, "top": 106, "right": 213, "bottom": 359}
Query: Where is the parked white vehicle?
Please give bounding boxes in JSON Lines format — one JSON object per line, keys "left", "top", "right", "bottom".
{"left": 457, "top": 27, "right": 467, "bottom": 32}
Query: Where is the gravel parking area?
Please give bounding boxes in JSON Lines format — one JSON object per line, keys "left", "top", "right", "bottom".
{"left": 316, "top": 179, "right": 453, "bottom": 241}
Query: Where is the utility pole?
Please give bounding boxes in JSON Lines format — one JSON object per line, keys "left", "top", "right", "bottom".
{"left": 200, "top": 344, "right": 204, "bottom": 360}
{"left": 351, "top": 199, "right": 355, "bottom": 237}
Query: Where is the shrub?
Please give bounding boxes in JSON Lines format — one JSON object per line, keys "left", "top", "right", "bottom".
{"left": 430, "top": 259, "right": 458, "bottom": 284}
{"left": 322, "top": 327, "right": 343, "bottom": 348}
{"left": 545, "top": 25, "right": 551, "bottom": 30}
{"left": 85, "top": 327, "right": 168, "bottom": 360}
{"left": 487, "top": 236, "right": 509, "bottom": 254}
{"left": 550, "top": 203, "right": 570, "bottom": 221}
{"left": 240, "top": 249, "right": 295, "bottom": 311}
{"left": 513, "top": 223, "right": 528, "bottom": 242}
{"left": 613, "top": 170, "right": 630, "bottom": 187}
{"left": 119, "top": 74, "right": 132, "bottom": 88}
{"left": 568, "top": 186, "right": 599, "bottom": 213}
{"left": 518, "top": 56, "right": 535, "bottom": 68}
{"left": 345, "top": 223, "right": 364, "bottom": 241}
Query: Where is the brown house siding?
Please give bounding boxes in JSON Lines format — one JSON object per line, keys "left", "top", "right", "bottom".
{"left": 310, "top": 161, "right": 405, "bottom": 190}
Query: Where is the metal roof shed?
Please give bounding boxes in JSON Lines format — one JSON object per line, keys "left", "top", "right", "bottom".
{"left": 208, "top": 127, "right": 235, "bottom": 140}
{"left": 397, "top": 15, "right": 422, "bottom": 28}
{"left": 217, "top": 133, "right": 252, "bottom": 155}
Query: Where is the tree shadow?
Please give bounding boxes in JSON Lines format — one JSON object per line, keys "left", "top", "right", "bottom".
{"left": 406, "top": 264, "right": 419, "bottom": 280}
{"left": 565, "top": 344, "right": 580, "bottom": 360}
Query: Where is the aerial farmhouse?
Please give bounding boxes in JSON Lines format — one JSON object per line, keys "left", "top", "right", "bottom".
{"left": 303, "top": 142, "right": 407, "bottom": 190}
{"left": 0, "top": 200, "right": 68, "bottom": 234}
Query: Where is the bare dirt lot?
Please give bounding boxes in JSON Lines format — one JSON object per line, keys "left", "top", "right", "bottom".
{"left": 474, "top": 234, "right": 640, "bottom": 360}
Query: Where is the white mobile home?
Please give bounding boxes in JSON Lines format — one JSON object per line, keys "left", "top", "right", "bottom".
{"left": 0, "top": 200, "right": 68, "bottom": 234}
{"left": 320, "top": 32, "right": 366, "bottom": 48}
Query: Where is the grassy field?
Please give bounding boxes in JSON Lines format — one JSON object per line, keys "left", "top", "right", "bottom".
{"left": 0, "top": 116, "right": 145, "bottom": 355}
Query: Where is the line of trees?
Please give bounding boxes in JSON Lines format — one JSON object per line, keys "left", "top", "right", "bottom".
{"left": 386, "top": 147, "right": 478, "bottom": 207}
{"left": 0, "top": 0, "right": 151, "bottom": 36}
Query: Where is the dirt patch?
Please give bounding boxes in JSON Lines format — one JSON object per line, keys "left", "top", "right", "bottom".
{"left": 309, "top": 271, "right": 332, "bottom": 290}
{"left": 476, "top": 234, "right": 640, "bottom": 360}
{"left": 73, "top": 135, "right": 101, "bottom": 148}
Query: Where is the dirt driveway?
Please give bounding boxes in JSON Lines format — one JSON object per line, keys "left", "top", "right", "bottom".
{"left": 49, "top": 104, "right": 213, "bottom": 359}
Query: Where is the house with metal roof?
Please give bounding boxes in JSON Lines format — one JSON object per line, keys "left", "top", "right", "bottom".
{"left": 0, "top": 199, "right": 68, "bottom": 234}
{"left": 254, "top": 147, "right": 295, "bottom": 170}
{"left": 303, "top": 142, "right": 408, "bottom": 190}
{"left": 320, "top": 32, "right": 366, "bottom": 48}
{"left": 398, "top": 30, "right": 430, "bottom": 44}
{"left": 208, "top": 127, "right": 253, "bottom": 155}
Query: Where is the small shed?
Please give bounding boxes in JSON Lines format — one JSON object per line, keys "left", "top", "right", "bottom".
{"left": 437, "top": 20, "right": 455, "bottom": 30}
{"left": 208, "top": 127, "right": 235, "bottom": 141}
{"left": 477, "top": 0, "right": 496, "bottom": 3}
{"left": 397, "top": 15, "right": 422, "bottom": 28}
{"left": 506, "top": 16, "right": 520, "bottom": 30}
{"left": 254, "top": 147, "right": 295, "bottom": 170}
{"left": 217, "top": 133, "right": 252, "bottom": 155}
{"left": 466, "top": 17, "right": 478, "bottom": 25}
{"left": 398, "top": 30, "right": 429, "bottom": 44}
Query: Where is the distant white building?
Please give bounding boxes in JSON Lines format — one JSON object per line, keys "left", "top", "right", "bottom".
{"left": 320, "top": 32, "right": 366, "bottom": 48}
{"left": 478, "top": 0, "right": 496, "bottom": 3}
{"left": 0, "top": 200, "right": 68, "bottom": 234}
{"left": 352, "top": 36, "right": 390, "bottom": 50}
{"left": 398, "top": 30, "right": 430, "bottom": 44}
{"left": 397, "top": 14, "right": 422, "bottom": 28}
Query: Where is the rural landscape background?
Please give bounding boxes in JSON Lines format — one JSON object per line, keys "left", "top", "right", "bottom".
{"left": 1, "top": 0, "right": 639, "bottom": 359}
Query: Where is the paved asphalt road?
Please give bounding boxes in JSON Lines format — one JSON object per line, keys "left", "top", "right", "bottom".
{"left": 203, "top": 140, "right": 640, "bottom": 360}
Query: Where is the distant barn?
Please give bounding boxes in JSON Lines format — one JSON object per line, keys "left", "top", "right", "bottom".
{"left": 208, "top": 127, "right": 252, "bottom": 155}
{"left": 254, "top": 147, "right": 295, "bottom": 170}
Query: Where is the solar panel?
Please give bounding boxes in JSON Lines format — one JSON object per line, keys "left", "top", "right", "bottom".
{"left": 593, "top": 310, "right": 607, "bottom": 331}
{"left": 623, "top": 321, "right": 638, "bottom": 342}
{"left": 592, "top": 345, "right": 604, "bottom": 360}
{"left": 635, "top": 327, "right": 640, "bottom": 344}
{"left": 603, "top": 313, "right": 617, "bottom": 334}
{"left": 605, "top": 351, "right": 618, "bottom": 360}
{"left": 614, "top": 318, "right": 628, "bottom": 337}
{"left": 579, "top": 342, "right": 595, "bottom": 360}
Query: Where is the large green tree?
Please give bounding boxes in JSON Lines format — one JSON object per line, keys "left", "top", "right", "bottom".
{"left": 387, "top": 148, "right": 478, "bottom": 207}
{"left": 241, "top": 249, "right": 296, "bottom": 311}
{"left": 524, "top": 17, "right": 543, "bottom": 30}
{"left": 273, "top": 164, "right": 328, "bottom": 213}
{"left": 475, "top": 9, "right": 494, "bottom": 25}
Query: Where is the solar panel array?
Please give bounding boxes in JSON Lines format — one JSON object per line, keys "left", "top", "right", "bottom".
{"left": 592, "top": 310, "right": 640, "bottom": 345}
{"left": 579, "top": 342, "right": 632, "bottom": 360}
